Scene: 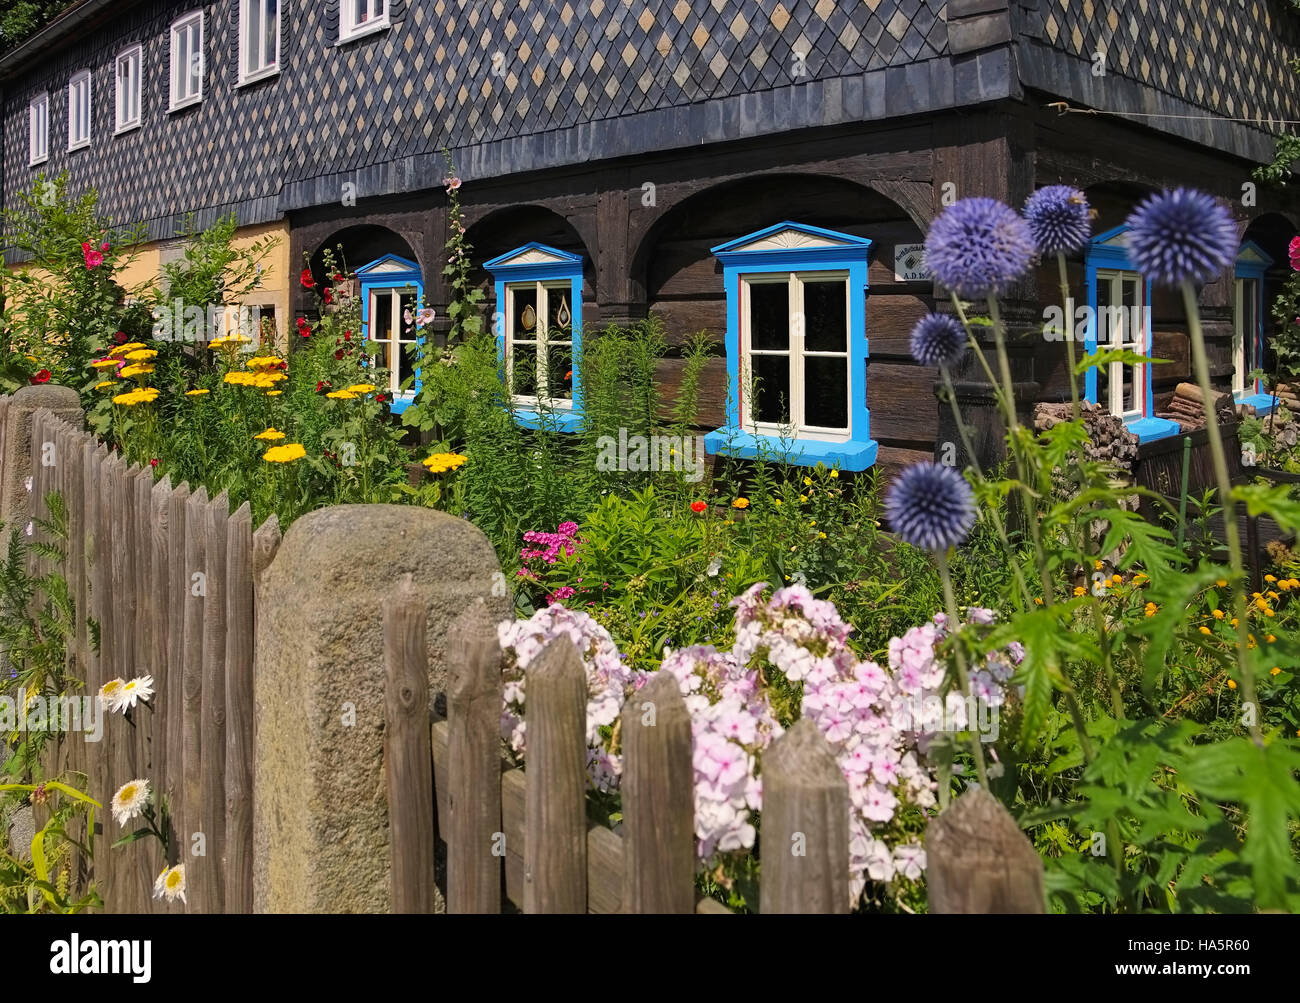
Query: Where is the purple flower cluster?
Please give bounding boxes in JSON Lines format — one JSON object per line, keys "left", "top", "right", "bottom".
{"left": 884, "top": 462, "right": 977, "bottom": 552}
{"left": 731, "top": 583, "right": 931, "bottom": 901}
{"left": 1023, "top": 185, "right": 1092, "bottom": 256}
{"left": 1124, "top": 188, "right": 1239, "bottom": 287}
{"left": 659, "top": 646, "right": 781, "bottom": 858}
{"left": 494, "top": 588, "right": 1024, "bottom": 906}
{"left": 924, "top": 197, "right": 1035, "bottom": 299}
{"left": 519, "top": 520, "right": 580, "bottom": 565}
{"left": 497, "top": 604, "right": 646, "bottom": 792}
{"left": 908, "top": 313, "right": 968, "bottom": 370}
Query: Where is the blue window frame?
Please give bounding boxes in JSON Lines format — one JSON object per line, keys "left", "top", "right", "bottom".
{"left": 484, "top": 243, "right": 584, "bottom": 432}
{"left": 1084, "top": 225, "right": 1180, "bottom": 444}
{"left": 702, "top": 221, "right": 878, "bottom": 470}
{"left": 356, "top": 254, "right": 424, "bottom": 415}
{"left": 1233, "top": 242, "right": 1275, "bottom": 415}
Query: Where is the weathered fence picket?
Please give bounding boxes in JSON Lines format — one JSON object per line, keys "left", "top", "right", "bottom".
{"left": 383, "top": 576, "right": 437, "bottom": 914}
{"left": 445, "top": 600, "right": 503, "bottom": 915}
{"left": 224, "top": 501, "right": 255, "bottom": 914}
{"left": 523, "top": 640, "right": 589, "bottom": 914}
{"left": 620, "top": 671, "right": 695, "bottom": 914}
{"left": 200, "top": 490, "right": 229, "bottom": 915}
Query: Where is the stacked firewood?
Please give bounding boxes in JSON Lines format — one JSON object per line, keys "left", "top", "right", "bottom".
{"left": 1157, "top": 382, "right": 1236, "bottom": 432}
{"left": 1032, "top": 400, "right": 1140, "bottom": 476}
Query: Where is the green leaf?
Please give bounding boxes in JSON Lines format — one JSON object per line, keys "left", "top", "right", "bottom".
{"left": 1127, "top": 563, "right": 1226, "bottom": 696}
{"left": 1075, "top": 348, "right": 1167, "bottom": 375}
{"left": 1232, "top": 482, "right": 1300, "bottom": 535}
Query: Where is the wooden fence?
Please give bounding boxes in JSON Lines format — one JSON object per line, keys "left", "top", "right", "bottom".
{"left": 387, "top": 595, "right": 1047, "bottom": 915}
{"left": 11, "top": 404, "right": 1045, "bottom": 914}
{"left": 23, "top": 407, "right": 281, "bottom": 914}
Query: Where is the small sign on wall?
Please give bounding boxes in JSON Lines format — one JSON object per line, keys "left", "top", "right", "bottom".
{"left": 894, "top": 243, "right": 930, "bottom": 282}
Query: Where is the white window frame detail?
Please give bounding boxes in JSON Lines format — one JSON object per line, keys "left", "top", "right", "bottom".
{"left": 169, "top": 11, "right": 205, "bottom": 111}
{"left": 67, "top": 71, "right": 92, "bottom": 151}
{"left": 29, "top": 92, "right": 49, "bottom": 165}
{"left": 1233, "top": 276, "right": 1259, "bottom": 398}
{"left": 739, "top": 270, "right": 852, "bottom": 440}
{"left": 238, "top": 0, "right": 280, "bottom": 84}
{"left": 504, "top": 281, "right": 576, "bottom": 409}
{"left": 1094, "top": 269, "right": 1146, "bottom": 421}
{"left": 115, "top": 45, "right": 143, "bottom": 134}
{"left": 366, "top": 285, "right": 420, "bottom": 398}
{"left": 339, "top": 0, "right": 389, "bottom": 43}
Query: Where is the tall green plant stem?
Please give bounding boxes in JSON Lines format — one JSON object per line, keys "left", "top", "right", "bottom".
{"left": 982, "top": 295, "right": 1055, "bottom": 604}
{"left": 1056, "top": 253, "right": 1082, "bottom": 422}
{"left": 939, "top": 367, "right": 1032, "bottom": 612}
{"left": 1181, "top": 282, "right": 1263, "bottom": 743}
{"left": 934, "top": 547, "right": 989, "bottom": 788}
{"left": 1054, "top": 252, "right": 1124, "bottom": 719}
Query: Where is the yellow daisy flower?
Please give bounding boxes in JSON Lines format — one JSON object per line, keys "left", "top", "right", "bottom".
{"left": 262, "top": 443, "right": 306, "bottom": 463}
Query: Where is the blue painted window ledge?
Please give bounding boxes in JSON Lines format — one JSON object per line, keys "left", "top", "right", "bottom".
{"left": 1237, "top": 392, "right": 1278, "bottom": 416}
{"left": 1125, "top": 416, "right": 1181, "bottom": 444}
{"left": 703, "top": 428, "right": 879, "bottom": 471}
{"left": 511, "top": 407, "right": 584, "bottom": 432}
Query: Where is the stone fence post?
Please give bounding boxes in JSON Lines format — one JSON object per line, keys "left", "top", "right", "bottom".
{"left": 253, "top": 504, "right": 510, "bottom": 913}
{"left": 0, "top": 385, "right": 84, "bottom": 533}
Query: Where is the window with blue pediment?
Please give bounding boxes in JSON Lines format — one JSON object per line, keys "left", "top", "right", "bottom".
{"left": 484, "top": 243, "right": 584, "bottom": 432}
{"left": 702, "top": 222, "right": 878, "bottom": 470}
{"left": 356, "top": 254, "right": 423, "bottom": 414}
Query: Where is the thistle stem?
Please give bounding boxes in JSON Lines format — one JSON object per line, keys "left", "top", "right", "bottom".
{"left": 1056, "top": 252, "right": 1082, "bottom": 421}
{"left": 1181, "top": 281, "right": 1262, "bottom": 743}
{"left": 940, "top": 367, "right": 1032, "bottom": 612}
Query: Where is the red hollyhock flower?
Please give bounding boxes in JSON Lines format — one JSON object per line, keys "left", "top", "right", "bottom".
{"left": 334, "top": 349, "right": 345, "bottom": 360}
{"left": 323, "top": 287, "right": 333, "bottom": 305}
{"left": 690, "top": 500, "right": 707, "bottom": 514}
{"left": 113, "top": 331, "right": 127, "bottom": 344}
{"left": 316, "top": 380, "right": 327, "bottom": 392}
{"left": 343, "top": 331, "right": 351, "bottom": 341}
{"left": 375, "top": 393, "right": 387, "bottom": 403}
{"left": 149, "top": 458, "right": 159, "bottom": 468}
{"left": 30, "top": 369, "right": 51, "bottom": 385}
{"left": 300, "top": 268, "right": 316, "bottom": 289}
{"left": 333, "top": 272, "right": 344, "bottom": 282}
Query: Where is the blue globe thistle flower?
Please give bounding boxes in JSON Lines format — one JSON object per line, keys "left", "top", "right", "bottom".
{"left": 909, "top": 313, "right": 967, "bottom": 369}
{"left": 1124, "top": 188, "right": 1238, "bottom": 287}
{"left": 884, "top": 462, "right": 977, "bottom": 553}
{"left": 924, "top": 197, "right": 1035, "bottom": 300}
{"left": 1023, "top": 185, "right": 1092, "bottom": 256}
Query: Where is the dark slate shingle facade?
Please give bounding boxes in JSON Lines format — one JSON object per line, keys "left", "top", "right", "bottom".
{"left": 2, "top": 0, "right": 1299, "bottom": 244}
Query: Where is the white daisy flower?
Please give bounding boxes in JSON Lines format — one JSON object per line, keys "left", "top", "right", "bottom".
{"left": 117, "top": 675, "right": 155, "bottom": 710}
{"left": 111, "top": 778, "right": 150, "bottom": 827}
{"left": 153, "top": 864, "right": 186, "bottom": 904}
{"left": 98, "top": 678, "right": 127, "bottom": 713}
